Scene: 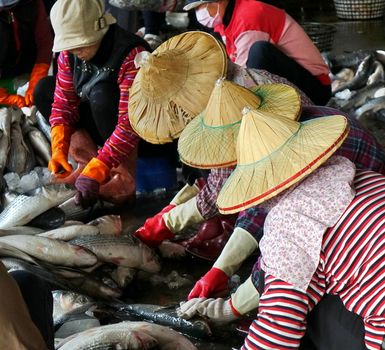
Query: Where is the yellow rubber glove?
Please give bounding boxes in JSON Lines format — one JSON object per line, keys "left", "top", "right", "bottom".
{"left": 25, "top": 63, "right": 50, "bottom": 106}
{"left": 48, "top": 125, "right": 73, "bottom": 178}
{"left": 0, "top": 88, "right": 26, "bottom": 108}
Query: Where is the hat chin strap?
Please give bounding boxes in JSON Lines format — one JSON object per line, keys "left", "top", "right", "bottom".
{"left": 94, "top": 13, "right": 116, "bottom": 31}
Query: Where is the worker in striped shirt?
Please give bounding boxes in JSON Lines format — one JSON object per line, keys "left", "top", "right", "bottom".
{"left": 36, "top": 0, "right": 229, "bottom": 208}
{"left": 178, "top": 108, "right": 385, "bottom": 350}
{"left": 34, "top": 0, "right": 152, "bottom": 207}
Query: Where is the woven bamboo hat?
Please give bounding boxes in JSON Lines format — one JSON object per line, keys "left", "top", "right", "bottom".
{"left": 128, "top": 31, "right": 227, "bottom": 144}
{"left": 178, "top": 80, "right": 301, "bottom": 169}
{"left": 217, "top": 109, "right": 349, "bottom": 214}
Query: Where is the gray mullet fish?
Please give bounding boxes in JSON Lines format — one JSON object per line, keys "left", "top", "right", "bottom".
{"left": 69, "top": 234, "right": 161, "bottom": 273}
{"left": 57, "top": 321, "right": 197, "bottom": 350}
{"left": 113, "top": 303, "right": 212, "bottom": 339}
{"left": 0, "top": 183, "right": 76, "bottom": 229}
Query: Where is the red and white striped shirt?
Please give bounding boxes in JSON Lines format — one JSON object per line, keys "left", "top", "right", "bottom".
{"left": 243, "top": 169, "right": 385, "bottom": 350}
{"left": 50, "top": 47, "right": 145, "bottom": 169}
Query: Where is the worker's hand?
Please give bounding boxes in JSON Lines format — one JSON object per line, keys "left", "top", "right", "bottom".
{"left": 74, "top": 158, "right": 110, "bottom": 208}
{"left": 0, "top": 88, "right": 26, "bottom": 108}
{"left": 25, "top": 63, "right": 50, "bottom": 106}
{"left": 178, "top": 297, "right": 239, "bottom": 324}
{"left": 188, "top": 267, "right": 229, "bottom": 300}
{"left": 134, "top": 207, "right": 175, "bottom": 248}
{"left": 48, "top": 150, "right": 73, "bottom": 178}
{"left": 74, "top": 175, "right": 100, "bottom": 208}
{"left": 49, "top": 124, "right": 73, "bottom": 177}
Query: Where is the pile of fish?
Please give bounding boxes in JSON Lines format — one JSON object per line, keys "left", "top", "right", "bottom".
{"left": 324, "top": 49, "right": 385, "bottom": 147}
{"left": 0, "top": 106, "right": 162, "bottom": 300}
{"left": 0, "top": 106, "right": 211, "bottom": 348}
{"left": 52, "top": 296, "right": 213, "bottom": 348}
{"left": 0, "top": 191, "right": 161, "bottom": 300}
{"left": 56, "top": 320, "right": 198, "bottom": 349}
{"left": 0, "top": 106, "right": 51, "bottom": 178}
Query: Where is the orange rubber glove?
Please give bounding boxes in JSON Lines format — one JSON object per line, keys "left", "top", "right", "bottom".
{"left": 48, "top": 125, "right": 73, "bottom": 178}
{"left": 25, "top": 63, "right": 50, "bottom": 106}
{"left": 0, "top": 88, "right": 26, "bottom": 108}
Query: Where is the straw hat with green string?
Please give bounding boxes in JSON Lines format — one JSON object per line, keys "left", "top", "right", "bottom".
{"left": 216, "top": 108, "right": 349, "bottom": 214}
{"left": 178, "top": 78, "right": 301, "bottom": 169}
{"left": 129, "top": 31, "right": 228, "bottom": 144}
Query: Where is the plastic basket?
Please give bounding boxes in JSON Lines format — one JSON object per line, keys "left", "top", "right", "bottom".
{"left": 301, "top": 22, "right": 337, "bottom": 52}
{"left": 334, "top": 0, "right": 385, "bottom": 19}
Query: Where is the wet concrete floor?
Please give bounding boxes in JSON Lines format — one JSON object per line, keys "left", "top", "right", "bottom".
{"left": 302, "top": 8, "right": 385, "bottom": 54}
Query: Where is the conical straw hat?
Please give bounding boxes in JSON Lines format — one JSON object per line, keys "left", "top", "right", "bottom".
{"left": 128, "top": 31, "right": 227, "bottom": 144}
{"left": 217, "top": 109, "right": 349, "bottom": 214}
{"left": 178, "top": 81, "right": 301, "bottom": 169}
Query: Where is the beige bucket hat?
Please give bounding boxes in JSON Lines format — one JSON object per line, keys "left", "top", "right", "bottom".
{"left": 217, "top": 110, "right": 349, "bottom": 214}
{"left": 50, "top": 0, "right": 117, "bottom": 52}
{"left": 128, "top": 31, "right": 228, "bottom": 144}
{"left": 178, "top": 80, "right": 301, "bottom": 169}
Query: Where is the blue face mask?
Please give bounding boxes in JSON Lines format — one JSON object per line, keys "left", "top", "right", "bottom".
{"left": 195, "top": 4, "right": 222, "bottom": 28}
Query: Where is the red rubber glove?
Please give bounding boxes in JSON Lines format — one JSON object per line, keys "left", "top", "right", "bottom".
{"left": 0, "top": 88, "right": 26, "bottom": 108}
{"left": 134, "top": 204, "right": 176, "bottom": 248}
{"left": 188, "top": 267, "right": 229, "bottom": 300}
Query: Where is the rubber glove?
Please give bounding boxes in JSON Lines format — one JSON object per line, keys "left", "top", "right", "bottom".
{"left": 25, "top": 63, "right": 50, "bottom": 106}
{"left": 180, "top": 277, "right": 261, "bottom": 323}
{"left": 188, "top": 227, "right": 258, "bottom": 299}
{"left": 134, "top": 208, "right": 175, "bottom": 248}
{"left": 188, "top": 267, "right": 229, "bottom": 300}
{"left": 178, "top": 297, "right": 239, "bottom": 324}
{"left": 134, "top": 184, "right": 200, "bottom": 246}
{"left": 48, "top": 125, "right": 73, "bottom": 178}
{"left": 74, "top": 157, "right": 110, "bottom": 208}
{"left": 134, "top": 196, "right": 204, "bottom": 248}
{"left": 0, "top": 88, "right": 26, "bottom": 108}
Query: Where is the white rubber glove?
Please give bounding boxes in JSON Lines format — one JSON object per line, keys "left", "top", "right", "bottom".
{"left": 163, "top": 197, "right": 204, "bottom": 233}
{"left": 177, "top": 297, "right": 206, "bottom": 319}
{"left": 177, "top": 297, "right": 239, "bottom": 324}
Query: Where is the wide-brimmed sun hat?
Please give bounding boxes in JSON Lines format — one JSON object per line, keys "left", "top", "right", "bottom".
{"left": 128, "top": 31, "right": 227, "bottom": 144}
{"left": 50, "top": 0, "right": 116, "bottom": 52}
{"left": 216, "top": 109, "right": 349, "bottom": 214}
{"left": 178, "top": 79, "right": 301, "bottom": 169}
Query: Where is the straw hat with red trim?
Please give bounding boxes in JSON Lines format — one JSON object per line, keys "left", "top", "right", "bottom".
{"left": 178, "top": 79, "right": 301, "bottom": 169}
{"left": 128, "top": 31, "right": 227, "bottom": 144}
{"left": 216, "top": 109, "right": 349, "bottom": 214}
